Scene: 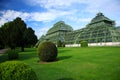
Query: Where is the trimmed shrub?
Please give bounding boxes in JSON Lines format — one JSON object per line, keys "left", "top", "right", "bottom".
{"left": 80, "top": 41, "right": 88, "bottom": 47}
{"left": 7, "top": 49, "right": 19, "bottom": 60}
{"left": 0, "top": 61, "right": 38, "bottom": 80}
{"left": 57, "top": 40, "right": 65, "bottom": 47}
{"left": 57, "top": 40, "right": 62, "bottom": 47}
{"left": 38, "top": 41, "right": 58, "bottom": 62}
{"left": 62, "top": 43, "right": 65, "bottom": 47}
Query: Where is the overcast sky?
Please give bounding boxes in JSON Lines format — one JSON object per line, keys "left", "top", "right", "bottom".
{"left": 0, "top": 0, "right": 120, "bottom": 38}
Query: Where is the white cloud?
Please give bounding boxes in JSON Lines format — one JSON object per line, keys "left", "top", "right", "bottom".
{"left": 27, "top": 0, "right": 120, "bottom": 14}
{"left": 0, "top": 10, "right": 30, "bottom": 26}
{"left": 0, "top": 18, "right": 7, "bottom": 26}
{"left": 66, "top": 16, "right": 91, "bottom": 23}
{"left": 30, "top": 9, "right": 75, "bottom": 22}
{"left": 35, "top": 27, "right": 49, "bottom": 38}
{"left": 30, "top": 12, "right": 55, "bottom": 22}
{"left": 25, "top": 0, "right": 120, "bottom": 27}
{"left": 0, "top": 9, "right": 76, "bottom": 38}
{"left": 84, "top": 0, "right": 120, "bottom": 14}
{"left": 1, "top": 0, "right": 120, "bottom": 37}
{"left": 1, "top": 0, "right": 119, "bottom": 26}
{"left": 0, "top": 9, "right": 76, "bottom": 26}
{"left": 27, "top": 0, "right": 76, "bottom": 9}
{"left": 1, "top": 10, "right": 30, "bottom": 20}
{"left": 116, "top": 21, "right": 120, "bottom": 26}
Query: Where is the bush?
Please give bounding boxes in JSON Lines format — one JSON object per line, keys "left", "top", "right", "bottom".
{"left": 7, "top": 49, "right": 19, "bottom": 60}
{"left": 38, "top": 41, "right": 58, "bottom": 62}
{"left": 62, "top": 43, "right": 65, "bottom": 47}
{"left": 57, "top": 40, "right": 62, "bottom": 47}
{"left": 57, "top": 40, "right": 65, "bottom": 47}
{"left": 0, "top": 61, "right": 38, "bottom": 80}
{"left": 80, "top": 41, "right": 88, "bottom": 47}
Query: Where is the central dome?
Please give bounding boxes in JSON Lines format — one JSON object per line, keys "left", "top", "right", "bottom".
{"left": 47, "top": 21, "right": 73, "bottom": 34}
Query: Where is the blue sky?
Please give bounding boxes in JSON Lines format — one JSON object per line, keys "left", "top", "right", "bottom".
{"left": 0, "top": 0, "right": 120, "bottom": 38}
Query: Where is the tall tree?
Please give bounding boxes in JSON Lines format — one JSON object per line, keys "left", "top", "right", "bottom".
{"left": 0, "top": 17, "right": 38, "bottom": 51}
{"left": 13, "top": 17, "right": 27, "bottom": 51}
{"left": 0, "top": 22, "right": 16, "bottom": 49}
{"left": 24, "top": 27, "right": 38, "bottom": 47}
{"left": 0, "top": 33, "right": 4, "bottom": 49}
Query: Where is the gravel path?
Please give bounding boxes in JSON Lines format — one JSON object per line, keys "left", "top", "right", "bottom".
{"left": 0, "top": 49, "right": 8, "bottom": 56}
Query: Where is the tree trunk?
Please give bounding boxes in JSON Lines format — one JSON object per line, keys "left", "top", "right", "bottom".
{"left": 21, "top": 46, "right": 24, "bottom": 52}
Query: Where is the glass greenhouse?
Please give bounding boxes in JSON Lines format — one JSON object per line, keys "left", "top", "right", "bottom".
{"left": 35, "top": 12, "right": 120, "bottom": 47}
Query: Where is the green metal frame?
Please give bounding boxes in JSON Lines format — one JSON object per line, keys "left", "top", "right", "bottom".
{"left": 35, "top": 12, "right": 120, "bottom": 47}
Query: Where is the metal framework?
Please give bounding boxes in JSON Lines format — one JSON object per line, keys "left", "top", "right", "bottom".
{"left": 35, "top": 13, "right": 120, "bottom": 47}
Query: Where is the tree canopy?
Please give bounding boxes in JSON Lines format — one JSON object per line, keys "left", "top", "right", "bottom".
{"left": 0, "top": 17, "right": 38, "bottom": 51}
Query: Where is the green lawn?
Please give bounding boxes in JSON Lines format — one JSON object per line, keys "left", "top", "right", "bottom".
{"left": 1, "top": 47, "right": 120, "bottom": 80}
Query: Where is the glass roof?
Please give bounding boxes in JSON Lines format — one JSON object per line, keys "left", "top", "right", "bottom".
{"left": 47, "top": 21, "right": 73, "bottom": 34}
{"left": 90, "top": 12, "right": 113, "bottom": 24}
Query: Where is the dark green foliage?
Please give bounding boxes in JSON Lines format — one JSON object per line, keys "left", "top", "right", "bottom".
{"left": 38, "top": 41, "right": 58, "bottom": 62}
{"left": 0, "top": 17, "right": 38, "bottom": 51}
{"left": 80, "top": 41, "right": 88, "bottom": 47}
{"left": 57, "top": 40, "right": 62, "bottom": 47}
{"left": 0, "top": 40, "right": 4, "bottom": 49}
{"left": 62, "top": 43, "right": 65, "bottom": 47}
{"left": 13, "top": 17, "right": 28, "bottom": 51}
{"left": 57, "top": 40, "right": 65, "bottom": 47}
{"left": 24, "top": 27, "right": 38, "bottom": 47}
{"left": 7, "top": 49, "right": 19, "bottom": 60}
{"left": 0, "top": 22, "right": 14, "bottom": 49}
{"left": 0, "top": 18, "right": 27, "bottom": 51}
{"left": 0, "top": 61, "right": 38, "bottom": 80}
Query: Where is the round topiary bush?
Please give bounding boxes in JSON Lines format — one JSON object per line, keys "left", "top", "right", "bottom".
{"left": 38, "top": 41, "right": 58, "bottom": 62}
{"left": 0, "top": 61, "right": 38, "bottom": 80}
{"left": 80, "top": 41, "right": 88, "bottom": 47}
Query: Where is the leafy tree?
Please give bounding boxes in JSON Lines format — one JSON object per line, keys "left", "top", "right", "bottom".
{"left": 24, "top": 27, "right": 38, "bottom": 47}
{"left": 0, "top": 17, "right": 38, "bottom": 51}
{"left": 11, "top": 17, "right": 27, "bottom": 51}
{"left": 0, "top": 27, "right": 4, "bottom": 49}
{"left": 0, "top": 39, "right": 4, "bottom": 49}
{"left": 0, "top": 22, "right": 16, "bottom": 49}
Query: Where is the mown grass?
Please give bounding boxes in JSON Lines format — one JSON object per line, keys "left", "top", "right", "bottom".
{"left": 0, "top": 46, "right": 120, "bottom": 80}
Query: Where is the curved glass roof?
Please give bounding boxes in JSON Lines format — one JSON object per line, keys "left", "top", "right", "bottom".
{"left": 47, "top": 21, "right": 73, "bottom": 34}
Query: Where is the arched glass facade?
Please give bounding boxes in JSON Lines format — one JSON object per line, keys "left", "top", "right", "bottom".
{"left": 35, "top": 13, "right": 120, "bottom": 47}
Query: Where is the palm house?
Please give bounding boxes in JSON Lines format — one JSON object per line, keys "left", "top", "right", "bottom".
{"left": 35, "top": 12, "right": 120, "bottom": 47}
